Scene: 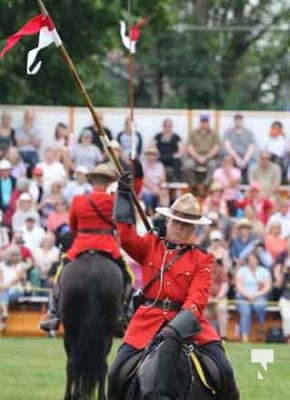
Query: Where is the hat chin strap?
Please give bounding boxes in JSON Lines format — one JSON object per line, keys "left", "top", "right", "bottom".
{"left": 164, "top": 240, "right": 185, "bottom": 250}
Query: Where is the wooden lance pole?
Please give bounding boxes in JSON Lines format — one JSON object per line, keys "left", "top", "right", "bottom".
{"left": 37, "top": 0, "right": 151, "bottom": 232}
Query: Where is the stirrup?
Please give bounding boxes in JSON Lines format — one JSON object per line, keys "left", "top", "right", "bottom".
{"left": 39, "top": 318, "right": 60, "bottom": 332}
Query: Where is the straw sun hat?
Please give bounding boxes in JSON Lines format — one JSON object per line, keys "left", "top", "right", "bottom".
{"left": 156, "top": 193, "right": 211, "bottom": 225}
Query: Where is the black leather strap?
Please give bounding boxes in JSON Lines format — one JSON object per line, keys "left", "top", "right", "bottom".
{"left": 87, "top": 194, "right": 115, "bottom": 227}
{"left": 142, "top": 245, "right": 193, "bottom": 296}
{"left": 142, "top": 297, "right": 182, "bottom": 312}
{"left": 78, "top": 228, "right": 114, "bottom": 234}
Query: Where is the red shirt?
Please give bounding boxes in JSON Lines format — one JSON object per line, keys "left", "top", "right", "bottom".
{"left": 66, "top": 189, "right": 121, "bottom": 260}
{"left": 117, "top": 222, "right": 220, "bottom": 349}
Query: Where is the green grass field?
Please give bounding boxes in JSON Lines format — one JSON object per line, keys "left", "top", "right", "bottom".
{"left": 0, "top": 339, "right": 289, "bottom": 400}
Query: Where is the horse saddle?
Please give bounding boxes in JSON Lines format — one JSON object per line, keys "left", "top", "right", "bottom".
{"left": 189, "top": 345, "right": 223, "bottom": 397}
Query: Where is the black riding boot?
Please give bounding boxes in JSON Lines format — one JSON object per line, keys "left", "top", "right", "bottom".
{"left": 39, "top": 285, "right": 60, "bottom": 332}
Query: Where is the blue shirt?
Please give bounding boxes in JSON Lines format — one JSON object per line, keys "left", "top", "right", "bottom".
{"left": 1, "top": 178, "right": 13, "bottom": 207}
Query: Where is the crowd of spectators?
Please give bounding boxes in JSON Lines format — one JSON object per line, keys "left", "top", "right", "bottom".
{"left": 0, "top": 108, "right": 290, "bottom": 343}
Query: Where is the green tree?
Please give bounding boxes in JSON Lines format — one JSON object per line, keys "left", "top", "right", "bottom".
{"left": 0, "top": 0, "right": 120, "bottom": 105}
{"left": 122, "top": 0, "right": 290, "bottom": 109}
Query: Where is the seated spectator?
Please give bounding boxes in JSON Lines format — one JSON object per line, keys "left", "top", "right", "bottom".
{"left": 105, "top": 140, "right": 143, "bottom": 196}
{"left": 236, "top": 252, "right": 272, "bottom": 342}
{"left": 265, "top": 221, "right": 287, "bottom": 263}
{"left": 229, "top": 218, "right": 256, "bottom": 267}
{"left": 273, "top": 254, "right": 290, "bottom": 343}
{"left": 242, "top": 239, "right": 273, "bottom": 271}
{"left": 202, "top": 181, "right": 228, "bottom": 217}
{"left": 0, "top": 159, "right": 17, "bottom": 214}
{"left": 64, "top": 165, "right": 92, "bottom": 204}
{"left": 47, "top": 198, "right": 69, "bottom": 233}
{"left": 0, "top": 111, "right": 16, "bottom": 158}
{"left": 53, "top": 122, "right": 73, "bottom": 169}
{"left": 267, "top": 199, "right": 290, "bottom": 238}
{"left": 236, "top": 182, "right": 273, "bottom": 225}
{"left": 15, "top": 109, "right": 41, "bottom": 174}
{"left": 104, "top": 140, "right": 130, "bottom": 172}
{"left": 117, "top": 116, "right": 143, "bottom": 160}
{"left": 6, "top": 147, "right": 27, "bottom": 179}
{"left": 184, "top": 115, "right": 219, "bottom": 188}
{"left": 141, "top": 146, "right": 169, "bottom": 214}
{"left": 248, "top": 150, "right": 281, "bottom": 194}
{"left": 70, "top": 129, "right": 103, "bottom": 172}
{"left": 32, "top": 232, "right": 60, "bottom": 289}
{"left": 208, "top": 229, "right": 231, "bottom": 271}
{"left": 154, "top": 118, "right": 183, "bottom": 181}
{"left": 0, "top": 208, "right": 10, "bottom": 249}
{"left": 204, "top": 250, "right": 229, "bottom": 340}
{"left": 81, "top": 113, "right": 113, "bottom": 154}
{"left": 37, "top": 147, "right": 67, "bottom": 193}
{"left": 212, "top": 154, "right": 241, "bottom": 216}
{"left": 272, "top": 235, "right": 290, "bottom": 301}
{"left": 2, "top": 178, "right": 30, "bottom": 229}
{"left": 223, "top": 114, "right": 255, "bottom": 183}
{"left": 11, "top": 193, "right": 39, "bottom": 232}
{"left": 264, "top": 121, "right": 287, "bottom": 175}
{"left": 38, "top": 178, "right": 66, "bottom": 228}
{"left": 20, "top": 214, "right": 45, "bottom": 253}
{"left": 0, "top": 245, "right": 27, "bottom": 323}
{"left": 8, "top": 230, "right": 34, "bottom": 273}
{"left": 29, "top": 166, "right": 46, "bottom": 208}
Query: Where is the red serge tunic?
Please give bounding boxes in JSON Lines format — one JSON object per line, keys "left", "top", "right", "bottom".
{"left": 66, "top": 189, "right": 121, "bottom": 261}
{"left": 117, "top": 222, "right": 220, "bottom": 349}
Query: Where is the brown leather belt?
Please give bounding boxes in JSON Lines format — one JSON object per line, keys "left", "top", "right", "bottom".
{"left": 78, "top": 228, "right": 114, "bottom": 234}
{"left": 142, "top": 297, "right": 182, "bottom": 312}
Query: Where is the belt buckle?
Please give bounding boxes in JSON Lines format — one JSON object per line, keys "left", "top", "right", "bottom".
{"left": 162, "top": 298, "right": 171, "bottom": 311}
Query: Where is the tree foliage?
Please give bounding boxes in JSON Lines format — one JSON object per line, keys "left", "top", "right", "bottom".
{"left": 0, "top": 0, "right": 120, "bottom": 105}
{"left": 0, "top": 0, "right": 289, "bottom": 110}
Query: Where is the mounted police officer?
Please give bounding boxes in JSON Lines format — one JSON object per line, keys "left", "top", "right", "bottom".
{"left": 39, "top": 164, "right": 133, "bottom": 334}
{"left": 108, "top": 172, "right": 240, "bottom": 400}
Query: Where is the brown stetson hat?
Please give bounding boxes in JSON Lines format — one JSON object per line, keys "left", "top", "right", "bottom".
{"left": 156, "top": 193, "right": 212, "bottom": 225}
{"left": 87, "top": 163, "right": 117, "bottom": 182}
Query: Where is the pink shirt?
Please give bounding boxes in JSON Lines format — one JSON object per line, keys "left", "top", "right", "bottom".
{"left": 46, "top": 211, "right": 69, "bottom": 232}
{"left": 213, "top": 167, "right": 241, "bottom": 201}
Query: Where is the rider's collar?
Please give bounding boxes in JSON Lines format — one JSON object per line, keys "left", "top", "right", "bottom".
{"left": 164, "top": 240, "right": 186, "bottom": 250}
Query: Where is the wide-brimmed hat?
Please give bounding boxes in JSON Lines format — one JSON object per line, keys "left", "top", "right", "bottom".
{"left": 145, "top": 146, "right": 159, "bottom": 155}
{"left": 156, "top": 193, "right": 211, "bottom": 225}
{"left": 209, "top": 180, "right": 223, "bottom": 192}
{"left": 87, "top": 163, "right": 117, "bottom": 181}
{"left": 236, "top": 218, "right": 252, "bottom": 228}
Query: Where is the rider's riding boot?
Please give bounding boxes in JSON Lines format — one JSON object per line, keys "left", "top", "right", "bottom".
{"left": 39, "top": 288, "right": 60, "bottom": 332}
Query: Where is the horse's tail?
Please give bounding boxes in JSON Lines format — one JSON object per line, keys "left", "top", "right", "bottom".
{"left": 70, "top": 290, "right": 107, "bottom": 399}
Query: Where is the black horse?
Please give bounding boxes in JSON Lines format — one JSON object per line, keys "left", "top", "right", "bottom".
{"left": 110, "top": 336, "right": 223, "bottom": 400}
{"left": 60, "top": 251, "right": 123, "bottom": 400}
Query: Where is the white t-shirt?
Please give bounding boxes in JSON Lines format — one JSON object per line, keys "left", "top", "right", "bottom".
{"left": 0, "top": 262, "right": 25, "bottom": 291}
{"left": 265, "top": 136, "right": 287, "bottom": 158}
{"left": 33, "top": 247, "right": 60, "bottom": 279}
{"left": 20, "top": 226, "right": 46, "bottom": 253}
{"left": 38, "top": 161, "right": 67, "bottom": 192}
